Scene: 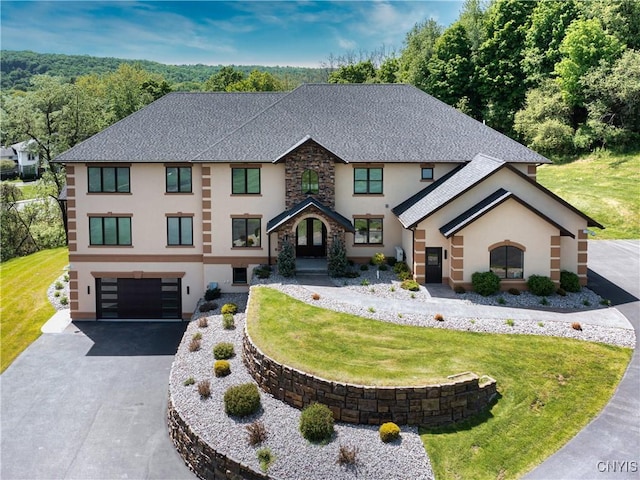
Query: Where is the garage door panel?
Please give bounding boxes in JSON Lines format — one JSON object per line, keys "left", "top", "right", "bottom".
{"left": 96, "top": 278, "right": 181, "bottom": 320}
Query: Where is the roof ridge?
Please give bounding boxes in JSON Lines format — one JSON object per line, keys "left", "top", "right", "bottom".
{"left": 191, "top": 86, "right": 305, "bottom": 161}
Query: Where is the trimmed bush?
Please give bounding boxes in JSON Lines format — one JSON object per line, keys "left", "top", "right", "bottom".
{"left": 246, "top": 420, "right": 268, "bottom": 446}
{"left": 371, "top": 252, "right": 386, "bottom": 266}
{"left": 199, "top": 301, "right": 217, "bottom": 312}
{"left": 571, "top": 322, "right": 583, "bottom": 331}
{"left": 205, "top": 287, "right": 221, "bottom": 300}
{"left": 60, "top": 296, "right": 69, "bottom": 305}
{"left": 508, "top": 288, "right": 520, "bottom": 296}
{"left": 198, "top": 380, "right": 211, "bottom": 398}
{"left": 311, "top": 292, "right": 320, "bottom": 300}
{"left": 560, "top": 270, "right": 581, "bottom": 293}
{"left": 213, "top": 342, "right": 235, "bottom": 360}
{"left": 400, "top": 279, "right": 420, "bottom": 291}
{"left": 527, "top": 275, "right": 556, "bottom": 296}
{"left": 327, "top": 237, "right": 349, "bottom": 277}
{"left": 277, "top": 240, "right": 296, "bottom": 277}
{"left": 254, "top": 265, "right": 271, "bottom": 279}
{"left": 379, "top": 422, "right": 401, "bottom": 442}
{"left": 221, "top": 303, "right": 238, "bottom": 315}
{"left": 224, "top": 383, "right": 261, "bottom": 417}
{"left": 299, "top": 403, "right": 334, "bottom": 442}
{"left": 197, "top": 316, "right": 208, "bottom": 328}
{"left": 222, "top": 313, "right": 235, "bottom": 330}
{"left": 557, "top": 287, "right": 567, "bottom": 296}
{"left": 337, "top": 444, "right": 359, "bottom": 465}
{"left": 434, "top": 313, "right": 444, "bottom": 321}
{"left": 214, "top": 360, "right": 231, "bottom": 377}
{"left": 188, "top": 338, "right": 201, "bottom": 352}
{"left": 472, "top": 271, "right": 501, "bottom": 296}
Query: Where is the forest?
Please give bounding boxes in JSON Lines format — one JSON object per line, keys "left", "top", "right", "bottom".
{"left": 1, "top": 0, "right": 638, "bottom": 261}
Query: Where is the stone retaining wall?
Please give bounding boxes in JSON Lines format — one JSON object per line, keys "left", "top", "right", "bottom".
{"left": 243, "top": 329, "right": 497, "bottom": 427}
{"left": 168, "top": 398, "right": 269, "bottom": 480}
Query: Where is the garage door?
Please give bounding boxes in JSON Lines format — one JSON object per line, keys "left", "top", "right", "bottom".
{"left": 96, "top": 278, "right": 181, "bottom": 319}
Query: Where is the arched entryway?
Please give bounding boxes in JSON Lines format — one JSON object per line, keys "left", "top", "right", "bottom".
{"left": 296, "top": 217, "right": 327, "bottom": 257}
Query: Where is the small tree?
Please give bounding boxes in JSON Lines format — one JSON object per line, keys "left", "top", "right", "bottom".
{"left": 277, "top": 239, "right": 296, "bottom": 277}
{"left": 327, "top": 237, "right": 348, "bottom": 277}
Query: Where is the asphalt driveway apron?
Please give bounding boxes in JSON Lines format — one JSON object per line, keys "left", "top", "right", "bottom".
{"left": 0, "top": 322, "right": 195, "bottom": 480}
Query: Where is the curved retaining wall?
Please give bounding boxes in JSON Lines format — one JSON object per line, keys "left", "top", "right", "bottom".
{"left": 243, "top": 329, "right": 497, "bottom": 427}
{"left": 168, "top": 397, "right": 269, "bottom": 480}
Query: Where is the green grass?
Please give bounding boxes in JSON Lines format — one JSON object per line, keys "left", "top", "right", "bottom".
{"left": 538, "top": 151, "right": 640, "bottom": 239}
{"left": 0, "top": 247, "right": 68, "bottom": 372}
{"left": 248, "top": 287, "right": 632, "bottom": 479}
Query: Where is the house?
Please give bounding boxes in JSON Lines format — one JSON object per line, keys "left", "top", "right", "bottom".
{"left": 55, "top": 84, "right": 602, "bottom": 320}
{"left": 0, "top": 145, "right": 19, "bottom": 179}
{"left": 10, "top": 140, "right": 39, "bottom": 179}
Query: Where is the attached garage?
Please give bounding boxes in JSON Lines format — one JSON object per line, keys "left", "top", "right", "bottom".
{"left": 96, "top": 277, "right": 182, "bottom": 320}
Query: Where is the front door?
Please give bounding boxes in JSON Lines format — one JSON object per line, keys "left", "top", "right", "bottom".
{"left": 425, "top": 247, "right": 443, "bottom": 284}
{"left": 296, "top": 218, "right": 326, "bottom": 257}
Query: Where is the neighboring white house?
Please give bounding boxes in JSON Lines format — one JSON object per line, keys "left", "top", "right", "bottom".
{"left": 11, "top": 140, "right": 39, "bottom": 178}
{"left": 55, "top": 84, "right": 603, "bottom": 321}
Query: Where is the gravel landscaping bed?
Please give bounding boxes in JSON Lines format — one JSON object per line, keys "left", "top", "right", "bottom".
{"left": 46, "top": 270, "right": 70, "bottom": 311}
{"left": 169, "top": 292, "right": 434, "bottom": 480}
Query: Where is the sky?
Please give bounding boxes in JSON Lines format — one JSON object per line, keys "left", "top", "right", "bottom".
{"left": 1, "top": 1, "right": 464, "bottom": 67}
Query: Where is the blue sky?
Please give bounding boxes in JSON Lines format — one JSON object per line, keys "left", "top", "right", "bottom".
{"left": 1, "top": 1, "right": 463, "bottom": 67}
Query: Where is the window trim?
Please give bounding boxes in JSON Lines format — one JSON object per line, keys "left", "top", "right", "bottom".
{"left": 88, "top": 215, "right": 132, "bottom": 246}
{"left": 353, "top": 167, "right": 383, "bottom": 195}
{"left": 165, "top": 166, "right": 192, "bottom": 193}
{"left": 231, "top": 217, "right": 262, "bottom": 248}
{"left": 231, "top": 167, "right": 261, "bottom": 195}
{"left": 353, "top": 217, "right": 384, "bottom": 245}
{"left": 166, "top": 216, "right": 194, "bottom": 246}
{"left": 88, "top": 166, "right": 131, "bottom": 193}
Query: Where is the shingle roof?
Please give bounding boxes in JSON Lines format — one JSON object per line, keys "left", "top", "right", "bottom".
{"left": 56, "top": 84, "right": 549, "bottom": 164}
{"left": 266, "top": 197, "right": 355, "bottom": 233}
{"left": 439, "top": 188, "right": 574, "bottom": 238}
{"left": 393, "top": 153, "right": 506, "bottom": 228}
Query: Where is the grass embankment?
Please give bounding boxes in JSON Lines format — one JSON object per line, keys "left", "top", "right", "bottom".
{"left": 0, "top": 247, "right": 68, "bottom": 372}
{"left": 538, "top": 151, "right": 640, "bottom": 239}
{"left": 248, "top": 287, "right": 632, "bottom": 480}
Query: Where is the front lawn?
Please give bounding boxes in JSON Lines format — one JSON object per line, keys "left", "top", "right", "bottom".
{"left": 248, "top": 287, "right": 632, "bottom": 479}
{"left": 0, "top": 247, "right": 69, "bottom": 372}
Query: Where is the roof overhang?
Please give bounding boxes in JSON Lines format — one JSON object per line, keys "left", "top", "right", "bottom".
{"left": 272, "top": 135, "right": 348, "bottom": 164}
{"left": 267, "top": 197, "right": 355, "bottom": 234}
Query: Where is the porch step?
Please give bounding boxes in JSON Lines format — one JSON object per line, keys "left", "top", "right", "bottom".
{"left": 296, "top": 273, "right": 334, "bottom": 287}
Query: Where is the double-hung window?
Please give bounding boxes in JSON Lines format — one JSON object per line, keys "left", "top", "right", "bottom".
{"left": 89, "top": 216, "right": 132, "bottom": 245}
{"left": 354, "top": 218, "right": 383, "bottom": 244}
{"left": 232, "top": 168, "right": 260, "bottom": 194}
{"left": 167, "top": 216, "right": 193, "bottom": 246}
{"left": 88, "top": 167, "right": 130, "bottom": 193}
{"left": 166, "top": 167, "right": 192, "bottom": 193}
{"left": 354, "top": 167, "right": 382, "bottom": 194}
{"left": 232, "top": 218, "right": 261, "bottom": 247}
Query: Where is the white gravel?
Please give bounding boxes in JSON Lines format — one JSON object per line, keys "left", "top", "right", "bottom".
{"left": 169, "top": 268, "right": 635, "bottom": 480}
{"left": 46, "top": 271, "right": 70, "bottom": 311}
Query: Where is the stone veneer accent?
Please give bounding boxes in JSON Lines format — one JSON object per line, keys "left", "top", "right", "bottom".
{"left": 282, "top": 141, "right": 339, "bottom": 210}
{"left": 168, "top": 398, "right": 269, "bottom": 480}
{"left": 243, "top": 328, "right": 497, "bottom": 427}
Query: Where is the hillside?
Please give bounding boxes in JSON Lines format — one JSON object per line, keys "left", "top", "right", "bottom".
{"left": 537, "top": 151, "right": 640, "bottom": 239}
{"left": 0, "top": 50, "right": 328, "bottom": 90}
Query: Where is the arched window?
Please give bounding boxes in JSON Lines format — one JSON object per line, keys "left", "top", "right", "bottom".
{"left": 301, "top": 169, "right": 319, "bottom": 195}
{"left": 490, "top": 245, "right": 524, "bottom": 279}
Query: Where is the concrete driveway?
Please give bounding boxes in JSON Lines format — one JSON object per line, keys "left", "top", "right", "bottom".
{"left": 526, "top": 240, "right": 640, "bottom": 480}
{"left": 0, "top": 322, "right": 195, "bottom": 480}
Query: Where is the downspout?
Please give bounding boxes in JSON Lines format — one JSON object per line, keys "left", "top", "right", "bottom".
{"left": 268, "top": 232, "right": 272, "bottom": 266}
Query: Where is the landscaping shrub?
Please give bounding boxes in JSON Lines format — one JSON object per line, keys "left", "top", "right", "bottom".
{"left": 54, "top": 291, "right": 60, "bottom": 297}
{"left": 571, "top": 322, "right": 583, "bottom": 331}
{"left": 299, "top": 403, "right": 334, "bottom": 442}
{"left": 188, "top": 337, "right": 201, "bottom": 352}
{"left": 55, "top": 281, "right": 64, "bottom": 290}
{"left": 199, "top": 301, "right": 217, "bottom": 312}
{"left": 557, "top": 287, "right": 567, "bottom": 296}
{"left": 360, "top": 279, "right": 370, "bottom": 286}
{"left": 400, "top": 279, "right": 420, "bottom": 291}
{"left": 311, "top": 292, "right": 320, "bottom": 301}
{"left": 222, "top": 313, "right": 235, "bottom": 330}
{"left": 246, "top": 420, "right": 268, "bottom": 446}
{"left": 472, "top": 271, "right": 501, "bottom": 296}
{"left": 221, "top": 303, "right": 238, "bottom": 315}
{"left": 198, "top": 380, "right": 211, "bottom": 398}
{"left": 257, "top": 447, "right": 274, "bottom": 472}
{"left": 379, "top": 422, "right": 400, "bottom": 442}
{"left": 560, "top": 270, "right": 581, "bottom": 293}
{"left": 337, "top": 444, "right": 359, "bottom": 465}
{"left": 214, "top": 360, "right": 231, "bottom": 377}
{"left": 508, "top": 287, "right": 520, "bottom": 296}
{"left": 386, "top": 256, "right": 397, "bottom": 267}
{"left": 192, "top": 332, "right": 202, "bottom": 341}
{"left": 434, "top": 313, "right": 444, "bottom": 321}
{"left": 360, "top": 264, "right": 369, "bottom": 271}
{"left": 205, "top": 286, "right": 221, "bottom": 301}
{"left": 393, "top": 261, "right": 410, "bottom": 274}
{"left": 224, "top": 383, "right": 261, "bottom": 417}
{"left": 197, "top": 316, "right": 208, "bottom": 328}
{"left": 183, "top": 376, "right": 195, "bottom": 386}
{"left": 277, "top": 240, "right": 296, "bottom": 277}
{"left": 327, "top": 237, "right": 349, "bottom": 277}
{"left": 371, "top": 252, "right": 386, "bottom": 266}
{"left": 60, "top": 296, "right": 69, "bottom": 305}
{"left": 527, "top": 275, "right": 556, "bottom": 296}
{"left": 454, "top": 285, "right": 466, "bottom": 294}
{"left": 254, "top": 265, "right": 271, "bottom": 279}
{"left": 213, "top": 342, "right": 235, "bottom": 359}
